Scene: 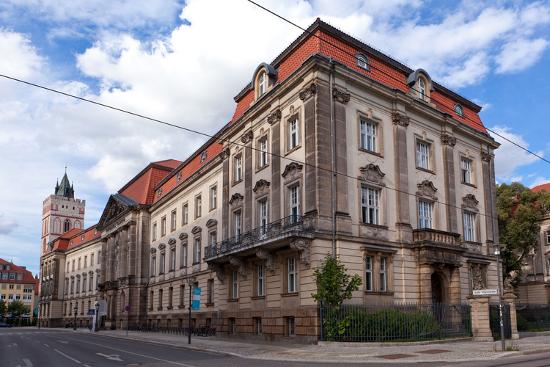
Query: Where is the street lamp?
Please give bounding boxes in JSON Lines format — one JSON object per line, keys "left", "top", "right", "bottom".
{"left": 73, "top": 305, "right": 78, "bottom": 331}
{"left": 494, "top": 245, "right": 506, "bottom": 351}
{"left": 94, "top": 302, "right": 100, "bottom": 332}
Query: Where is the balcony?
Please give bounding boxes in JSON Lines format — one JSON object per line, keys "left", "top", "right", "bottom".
{"left": 413, "top": 228, "right": 464, "bottom": 267}
{"left": 205, "top": 215, "right": 314, "bottom": 262}
{"left": 413, "top": 228, "right": 461, "bottom": 246}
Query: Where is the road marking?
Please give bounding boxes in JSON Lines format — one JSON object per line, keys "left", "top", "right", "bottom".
{"left": 7, "top": 342, "right": 18, "bottom": 348}
{"left": 97, "top": 353, "right": 123, "bottom": 361}
{"left": 57, "top": 340, "right": 69, "bottom": 344}
{"left": 43, "top": 343, "right": 49, "bottom": 347}
{"left": 54, "top": 348, "right": 83, "bottom": 364}
{"left": 73, "top": 337, "right": 198, "bottom": 367}
{"left": 22, "top": 358, "right": 33, "bottom": 367}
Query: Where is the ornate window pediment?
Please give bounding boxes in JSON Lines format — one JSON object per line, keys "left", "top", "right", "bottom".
{"left": 158, "top": 243, "right": 166, "bottom": 251}
{"left": 462, "top": 194, "right": 479, "bottom": 211}
{"left": 191, "top": 226, "right": 202, "bottom": 235}
{"left": 416, "top": 180, "right": 438, "bottom": 201}
{"left": 229, "top": 193, "right": 244, "bottom": 206}
{"left": 359, "top": 164, "right": 385, "bottom": 186}
{"left": 253, "top": 179, "right": 271, "bottom": 196}
{"left": 179, "top": 232, "right": 188, "bottom": 241}
{"left": 168, "top": 238, "right": 176, "bottom": 248}
{"left": 206, "top": 219, "right": 218, "bottom": 228}
{"left": 282, "top": 162, "right": 303, "bottom": 182}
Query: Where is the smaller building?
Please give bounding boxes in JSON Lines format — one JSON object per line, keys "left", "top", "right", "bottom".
{"left": 0, "top": 258, "right": 38, "bottom": 319}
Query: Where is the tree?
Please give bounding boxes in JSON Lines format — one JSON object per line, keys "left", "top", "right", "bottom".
{"left": 0, "top": 299, "right": 6, "bottom": 318}
{"left": 8, "top": 300, "right": 30, "bottom": 320}
{"left": 312, "top": 255, "right": 362, "bottom": 307}
{"left": 497, "top": 182, "right": 550, "bottom": 286}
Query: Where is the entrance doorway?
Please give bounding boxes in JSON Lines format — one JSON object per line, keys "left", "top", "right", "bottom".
{"left": 431, "top": 272, "right": 445, "bottom": 304}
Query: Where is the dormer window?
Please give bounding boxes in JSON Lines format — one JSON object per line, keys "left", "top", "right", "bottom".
{"left": 257, "top": 71, "right": 267, "bottom": 97}
{"left": 200, "top": 151, "right": 207, "bottom": 163}
{"left": 407, "top": 69, "right": 432, "bottom": 102}
{"left": 454, "top": 104, "right": 464, "bottom": 117}
{"left": 252, "top": 63, "right": 277, "bottom": 100}
{"left": 357, "top": 53, "right": 368, "bottom": 70}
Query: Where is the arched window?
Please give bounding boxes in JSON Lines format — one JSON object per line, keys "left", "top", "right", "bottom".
{"left": 356, "top": 54, "right": 368, "bottom": 70}
{"left": 418, "top": 77, "right": 426, "bottom": 100}
{"left": 63, "top": 219, "right": 71, "bottom": 233}
{"left": 257, "top": 71, "right": 267, "bottom": 98}
{"left": 454, "top": 104, "right": 464, "bottom": 117}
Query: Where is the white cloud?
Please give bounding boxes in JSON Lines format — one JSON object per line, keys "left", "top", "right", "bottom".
{"left": 0, "top": 214, "right": 18, "bottom": 235}
{"left": 0, "top": 30, "right": 44, "bottom": 79}
{"left": 491, "top": 126, "right": 543, "bottom": 181}
{"left": 530, "top": 176, "right": 550, "bottom": 188}
{"left": 496, "top": 38, "right": 549, "bottom": 74}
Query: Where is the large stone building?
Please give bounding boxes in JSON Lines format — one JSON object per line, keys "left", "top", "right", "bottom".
{"left": 517, "top": 183, "right": 550, "bottom": 304}
{"left": 40, "top": 19, "right": 501, "bottom": 339}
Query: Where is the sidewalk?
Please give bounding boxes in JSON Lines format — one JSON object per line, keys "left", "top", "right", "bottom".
{"left": 75, "top": 329, "right": 550, "bottom": 363}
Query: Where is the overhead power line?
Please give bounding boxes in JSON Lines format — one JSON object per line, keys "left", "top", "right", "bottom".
{"left": 245, "top": 0, "right": 550, "bottom": 166}
{"left": 1, "top": 73, "right": 500, "bottom": 225}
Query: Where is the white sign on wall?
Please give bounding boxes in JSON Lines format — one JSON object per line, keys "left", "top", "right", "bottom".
{"left": 472, "top": 289, "right": 498, "bottom": 296}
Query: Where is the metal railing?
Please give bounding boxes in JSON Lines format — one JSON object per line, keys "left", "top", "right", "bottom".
{"left": 489, "top": 303, "right": 511, "bottom": 340}
{"left": 517, "top": 304, "right": 550, "bottom": 332}
{"left": 205, "top": 215, "right": 310, "bottom": 260}
{"left": 128, "top": 325, "right": 216, "bottom": 336}
{"left": 319, "top": 303, "right": 471, "bottom": 342}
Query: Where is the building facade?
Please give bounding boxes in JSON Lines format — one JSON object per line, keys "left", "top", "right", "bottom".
{"left": 517, "top": 183, "right": 550, "bottom": 304}
{"left": 0, "top": 258, "right": 37, "bottom": 317}
{"left": 40, "top": 20, "right": 501, "bottom": 340}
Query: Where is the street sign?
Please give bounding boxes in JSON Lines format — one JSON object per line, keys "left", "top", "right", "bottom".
{"left": 87, "top": 309, "right": 95, "bottom": 316}
{"left": 473, "top": 289, "right": 498, "bottom": 296}
{"left": 191, "top": 287, "right": 201, "bottom": 310}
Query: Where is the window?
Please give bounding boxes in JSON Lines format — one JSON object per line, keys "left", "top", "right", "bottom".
{"left": 200, "top": 150, "right": 207, "bottom": 163}
{"left": 254, "top": 317, "right": 262, "bottom": 335}
{"left": 416, "top": 140, "right": 431, "bottom": 170}
{"left": 209, "top": 186, "right": 217, "bottom": 210}
{"left": 76, "top": 277, "right": 80, "bottom": 294}
{"left": 365, "top": 256, "right": 373, "bottom": 292}
{"left": 168, "top": 287, "right": 173, "bottom": 308}
{"left": 463, "top": 211, "right": 476, "bottom": 242}
{"left": 546, "top": 231, "right": 550, "bottom": 245}
{"left": 159, "top": 252, "right": 165, "bottom": 274}
{"left": 287, "top": 257, "right": 297, "bottom": 293}
{"left": 149, "top": 290, "right": 154, "bottom": 310}
{"left": 454, "top": 104, "right": 464, "bottom": 116}
{"left": 158, "top": 289, "right": 163, "bottom": 310}
{"left": 357, "top": 54, "right": 368, "bottom": 70}
{"left": 359, "top": 119, "right": 377, "bottom": 152}
{"left": 257, "top": 70, "right": 267, "bottom": 97}
{"left": 259, "top": 136, "right": 268, "bottom": 168}
{"left": 207, "top": 279, "right": 214, "bottom": 305}
{"left": 256, "top": 264, "right": 265, "bottom": 297}
{"left": 234, "top": 155, "right": 243, "bottom": 182}
{"left": 179, "top": 284, "right": 185, "bottom": 306}
{"left": 380, "top": 257, "right": 387, "bottom": 292}
{"left": 170, "top": 247, "right": 176, "bottom": 271}
{"left": 288, "top": 117, "right": 300, "bottom": 150}
{"left": 151, "top": 255, "right": 157, "bottom": 277}
{"left": 161, "top": 216, "right": 167, "bottom": 237}
{"left": 234, "top": 210, "right": 242, "bottom": 239}
{"left": 84, "top": 256, "right": 87, "bottom": 268}
{"left": 195, "top": 195, "right": 202, "bottom": 219}
{"left": 209, "top": 231, "right": 217, "bottom": 247}
{"left": 286, "top": 317, "right": 295, "bottom": 336}
{"left": 180, "top": 244, "right": 188, "bottom": 268}
{"left": 182, "top": 203, "right": 188, "bottom": 226}
{"left": 193, "top": 237, "right": 201, "bottom": 264}
{"left": 82, "top": 274, "right": 87, "bottom": 293}
{"left": 258, "top": 199, "right": 268, "bottom": 236}
{"left": 152, "top": 222, "right": 157, "bottom": 241}
{"left": 98, "top": 251, "right": 101, "bottom": 264}
{"left": 72, "top": 260, "right": 75, "bottom": 271}
{"left": 289, "top": 185, "right": 300, "bottom": 223}
{"left": 418, "top": 77, "right": 426, "bottom": 100}
{"left": 78, "top": 258, "right": 81, "bottom": 270}
{"left": 361, "top": 186, "right": 380, "bottom": 225}
{"left": 90, "top": 253, "right": 94, "bottom": 266}
{"left": 461, "top": 157, "right": 473, "bottom": 184}
{"left": 231, "top": 270, "right": 239, "bottom": 300}
{"left": 171, "top": 209, "right": 177, "bottom": 232}
{"left": 64, "top": 219, "right": 70, "bottom": 232}
{"left": 229, "top": 318, "right": 236, "bottom": 334}
{"left": 89, "top": 273, "right": 93, "bottom": 291}
{"left": 418, "top": 200, "right": 433, "bottom": 229}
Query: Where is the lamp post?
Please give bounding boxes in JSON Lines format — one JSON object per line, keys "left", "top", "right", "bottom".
{"left": 94, "top": 302, "right": 100, "bottom": 332}
{"left": 187, "top": 276, "right": 196, "bottom": 345}
{"left": 73, "top": 305, "right": 78, "bottom": 331}
{"left": 494, "top": 245, "right": 506, "bottom": 351}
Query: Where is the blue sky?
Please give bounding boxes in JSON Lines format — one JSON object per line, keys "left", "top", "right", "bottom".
{"left": 0, "top": 0, "right": 549, "bottom": 275}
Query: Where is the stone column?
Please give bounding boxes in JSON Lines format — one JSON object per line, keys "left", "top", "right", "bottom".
{"left": 268, "top": 109, "right": 282, "bottom": 221}
{"left": 243, "top": 130, "right": 253, "bottom": 232}
{"left": 468, "top": 296, "right": 493, "bottom": 341}
{"left": 481, "top": 150, "right": 498, "bottom": 255}
{"left": 419, "top": 264, "right": 432, "bottom": 304}
{"left": 222, "top": 149, "right": 230, "bottom": 240}
{"left": 301, "top": 83, "right": 317, "bottom": 216}
{"left": 503, "top": 291, "right": 520, "bottom": 340}
{"left": 441, "top": 132, "right": 458, "bottom": 233}
{"left": 392, "top": 110, "right": 412, "bottom": 242}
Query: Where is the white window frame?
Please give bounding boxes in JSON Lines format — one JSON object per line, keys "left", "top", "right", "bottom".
{"left": 234, "top": 155, "right": 243, "bottom": 182}
{"left": 461, "top": 157, "right": 473, "bottom": 184}
{"left": 288, "top": 117, "right": 300, "bottom": 150}
{"left": 365, "top": 256, "right": 373, "bottom": 292}
{"left": 357, "top": 54, "right": 368, "bottom": 70}
{"left": 159, "top": 252, "right": 165, "bottom": 274}
{"left": 161, "top": 216, "right": 166, "bottom": 237}
{"left": 416, "top": 140, "right": 431, "bottom": 170}
{"left": 170, "top": 247, "right": 176, "bottom": 271}
{"left": 257, "top": 71, "right": 267, "bottom": 97}
{"left": 418, "top": 200, "right": 433, "bottom": 229}
{"left": 182, "top": 203, "right": 189, "bottom": 225}
{"left": 259, "top": 199, "right": 268, "bottom": 236}
{"left": 380, "top": 256, "right": 387, "bottom": 292}
{"left": 463, "top": 211, "right": 476, "bottom": 242}
{"left": 418, "top": 77, "right": 426, "bottom": 100}
{"left": 287, "top": 257, "right": 297, "bottom": 293}
{"left": 231, "top": 270, "right": 239, "bottom": 299}
{"left": 193, "top": 237, "right": 201, "bottom": 264}
{"left": 259, "top": 136, "right": 269, "bottom": 168}
{"left": 361, "top": 186, "right": 380, "bottom": 225}
{"left": 359, "top": 119, "right": 377, "bottom": 152}
{"left": 195, "top": 195, "right": 202, "bottom": 219}
{"left": 257, "top": 264, "right": 265, "bottom": 297}
{"left": 210, "top": 185, "right": 217, "bottom": 210}
{"left": 170, "top": 209, "right": 177, "bottom": 232}
{"left": 180, "top": 244, "right": 188, "bottom": 268}
{"left": 234, "top": 210, "right": 242, "bottom": 239}
{"left": 289, "top": 185, "right": 300, "bottom": 223}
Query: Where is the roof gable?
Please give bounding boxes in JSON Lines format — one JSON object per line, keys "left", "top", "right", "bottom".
{"left": 97, "top": 194, "right": 137, "bottom": 229}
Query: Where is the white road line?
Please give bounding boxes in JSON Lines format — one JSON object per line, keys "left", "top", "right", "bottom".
{"left": 22, "top": 358, "right": 33, "bottom": 367}
{"left": 57, "top": 340, "right": 69, "bottom": 344}
{"left": 54, "top": 348, "right": 82, "bottom": 364}
{"left": 96, "top": 352, "right": 123, "bottom": 361}
{"left": 73, "top": 338, "right": 197, "bottom": 367}
{"left": 43, "top": 343, "right": 49, "bottom": 347}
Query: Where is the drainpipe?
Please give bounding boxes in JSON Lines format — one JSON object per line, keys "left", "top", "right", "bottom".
{"left": 329, "top": 59, "right": 336, "bottom": 257}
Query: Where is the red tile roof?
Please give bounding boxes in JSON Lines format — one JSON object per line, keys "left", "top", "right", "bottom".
{"left": 49, "top": 228, "right": 83, "bottom": 252}
{"left": 0, "top": 258, "right": 37, "bottom": 285}
{"left": 532, "top": 183, "right": 550, "bottom": 193}
{"left": 67, "top": 225, "right": 101, "bottom": 250}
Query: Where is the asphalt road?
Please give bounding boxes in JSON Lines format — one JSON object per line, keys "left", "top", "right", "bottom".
{"left": 1, "top": 328, "right": 549, "bottom": 367}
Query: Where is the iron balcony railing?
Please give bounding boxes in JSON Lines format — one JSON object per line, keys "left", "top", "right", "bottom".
{"left": 204, "top": 214, "right": 311, "bottom": 260}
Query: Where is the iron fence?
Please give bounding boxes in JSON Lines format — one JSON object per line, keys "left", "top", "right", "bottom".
{"left": 517, "top": 304, "right": 550, "bottom": 332}
{"left": 205, "top": 215, "right": 310, "bottom": 259}
{"left": 319, "top": 303, "right": 471, "bottom": 342}
{"left": 489, "top": 303, "right": 511, "bottom": 340}
{"left": 127, "top": 325, "right": 216, "bottom": 336}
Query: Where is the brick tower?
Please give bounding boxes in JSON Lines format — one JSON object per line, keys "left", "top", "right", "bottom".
{"left": 41, "top": 169, "right": 85, "bottom": 255}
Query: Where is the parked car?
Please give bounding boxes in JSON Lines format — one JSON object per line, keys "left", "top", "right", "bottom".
{"left": 0, "top": 322, "right": 13, "bottom": 328}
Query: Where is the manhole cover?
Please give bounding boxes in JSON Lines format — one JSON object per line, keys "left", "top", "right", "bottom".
{"left": 376, "top": 354, "right": 416, "bottom": 360}
{"left": 416, "top": 349, "right": 451, "bottom": 354}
